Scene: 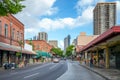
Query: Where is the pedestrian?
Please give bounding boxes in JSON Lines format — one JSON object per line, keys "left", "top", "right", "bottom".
{"left": 94, "top": 58, "right": 97, "bottom": 64}
{"left": 90, "top": 58, "right": 93, "bottom": 67}
{"left": 84, "top": 60, "right": 86, "bottom": 64}
{"left": 24, "top": 59, "right": 27, "bottom": 67}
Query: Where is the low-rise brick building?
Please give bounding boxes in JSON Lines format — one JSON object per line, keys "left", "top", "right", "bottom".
{"left": 0, "top": 14, "right": 35, "bottom": 67}
{"left": 25, "top": 40, "right": 53, "bottom": 53}
{"left": 0, "top": 14, "right": 24, "bottom": 46}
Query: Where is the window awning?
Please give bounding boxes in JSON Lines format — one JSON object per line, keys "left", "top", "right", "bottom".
{"left": 35, "top": 50, "right": 52, "bottom": 58}
{"left": 0, "top": 42, "right": 36, "bottom": 55}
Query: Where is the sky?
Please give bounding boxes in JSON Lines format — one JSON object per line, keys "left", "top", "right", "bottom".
{"left": 14, "top": 0, "right": 120, "bottom": 49}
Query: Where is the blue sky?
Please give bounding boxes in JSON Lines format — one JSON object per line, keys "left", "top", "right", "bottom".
{"left": 15, "top": 0, "right": 120, "bottom": 49}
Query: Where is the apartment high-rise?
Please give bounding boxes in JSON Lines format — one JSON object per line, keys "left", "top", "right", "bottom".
{"left": 64, "top": 35, "right": 71, "bottom": 51}
{"left": 93, "top": 2, "right": 116, "bottom": 35}
{"left": 38, "top": 32, "right": 48, "bottom": 42}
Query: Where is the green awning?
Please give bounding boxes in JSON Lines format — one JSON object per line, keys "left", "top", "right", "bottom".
{"left": 36, "top": 51, "right": 52, "bottom": 58}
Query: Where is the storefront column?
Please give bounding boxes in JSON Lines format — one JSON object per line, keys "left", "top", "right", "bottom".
{"left": 0, "top": 51, "right": 2, "bottom": 67}
{"left": 85, "top": 51, "right": 88, "bottom": 60}
{"left": 8, "top": 52, "right": 11, "bottom": 63}
{"left": 96, "top": 49, "right": 99, "bottom": 67}
{"left": 90, "top": 51, "right": 93, "bottom": 59}
{"left": 105, "top": 46, "right": 110, "bottom": 69}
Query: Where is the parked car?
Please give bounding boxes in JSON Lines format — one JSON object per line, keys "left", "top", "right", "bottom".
{"left": 53, "top": 58, "right": 59, "bottom": 63}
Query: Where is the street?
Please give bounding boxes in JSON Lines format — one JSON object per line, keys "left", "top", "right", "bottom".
{"left": 0, "top": 61, "right": 67, "bottom": 80}
{"left": 57, "top": 61, "right": 105, "bottom": 80}
{"left": 0, "top": 60, "right": 106, "bottom": 80}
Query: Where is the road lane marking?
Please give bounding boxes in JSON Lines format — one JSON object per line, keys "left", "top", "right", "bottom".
{"left": 10, "top": 72, "right": 18, "bottom": 75}
{"left": 49, "top": 64, "right": 59, "bottom": 70}
{"left": 30, "top": 63, "right": 51, "bottom": 71}
{"left": 24, "top": 73, "right": 39, "bottom": 78}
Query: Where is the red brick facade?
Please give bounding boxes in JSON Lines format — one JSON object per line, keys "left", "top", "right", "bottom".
{"left": 25, "top": 40, "right": 53, "bottom": 53}
{"left": 0, "top": 14, "right": 24, "bottom": 46}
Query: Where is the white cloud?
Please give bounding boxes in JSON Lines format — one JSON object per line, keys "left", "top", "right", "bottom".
{"left": 116, "top": 1, "right": 120, "bottom": 24}
{"left": 15, "top": 0, "right": 120, "bottom": 40}
{"left": 13, "top": 0, "right": 120, "bottom": 49}
{"left": 75, "top": 0, "right": 106, "bottom": 15}
{"left": 37, "top": 8, "right": 93, "bottom": 31}
{"left": 15, "top": 0, "right": 94, "bottom": 39}
{"left": 59, "top": 40, "right": 64, "bottom": 50}
{"left": 15, "top": 0, "right": 94, "bottom": 32}
{"left": 21, "top": 0, "right": 57, "bottom": 16}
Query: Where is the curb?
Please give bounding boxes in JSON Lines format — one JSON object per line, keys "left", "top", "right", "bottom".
{"left": 0, "top": 62, "right": 50, "bottom": 72}
{"left": 80, "top": 64, "right": 110, "bottom": 80}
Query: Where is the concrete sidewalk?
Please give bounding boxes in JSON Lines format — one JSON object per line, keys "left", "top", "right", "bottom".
{"left": 0, "top": 62, "right": 44, "bottom": 72}
{"left": 80, "top": 63, "right": 120, "bottom": 80}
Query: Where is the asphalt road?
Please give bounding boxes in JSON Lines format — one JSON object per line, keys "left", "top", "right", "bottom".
{"left": 0, "top": 61, "right": 68, "bottom": 80}
{"left": 0, "top": 60, "right": 106, "bottom": 80}
{"left": 57, "top": 61, "right": 105, "bottom": 80}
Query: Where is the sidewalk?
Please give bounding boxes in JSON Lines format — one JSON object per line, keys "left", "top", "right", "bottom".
{"left": 80, "top": 63, "right": 120, "bottom": 80}
{"left": 0, "top": 62, "right": 45, "bottom": 72}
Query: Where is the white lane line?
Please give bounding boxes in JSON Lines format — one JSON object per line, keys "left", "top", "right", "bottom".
{"left": 30, "top": 63, "right": 51, "bottom": 71}
{"left": 49, "top": 64, "right": 58, "bottom": 70}
{"left": 24, "top": 73, "right": 39, "bottom": 78}
{"left": 10, "top": 72, "right": 18, "bottom": 74}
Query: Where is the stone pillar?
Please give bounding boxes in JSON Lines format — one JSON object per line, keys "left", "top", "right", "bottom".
{"left": 90, "top": 51, "right": 93, "bottom": 59}
{"left": 85, "top": 51, "right": 88, "bottom": 60}
{"left": 105, "top": 46, "right": 110, "bottom": 69}
{"left": 96, "top": 49, "right": 99, "bottom": 67}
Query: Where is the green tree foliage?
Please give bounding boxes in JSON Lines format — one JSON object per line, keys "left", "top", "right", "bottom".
{"left": 28, "top": 40, "right": 34, "bottom": 50}
{"left": 18, "top": 40, "right": 24, "bottom": 58}
{"left": 0, "top": 0, "right": 25, "bottom": 16}
{"left": 66, "top": 45, "right": 74, "bottom": 57}
{"left": 51, "top": 48, "right": 63, "bottom": 57}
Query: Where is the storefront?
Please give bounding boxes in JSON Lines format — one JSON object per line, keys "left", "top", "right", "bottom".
{"left": 80, "top": 26, "right": 120, "bottom": 69}
{"left": 0, "top": 51, "right": 2, "bottom": 67}
{"left": 110, "top": 45, "right": 120, "bottom": 69}
{"left": 0, "top": 42, "right": 36, "bottom": 67}
{"left": 9, "top": 51, "right": 16, "bottom": 63}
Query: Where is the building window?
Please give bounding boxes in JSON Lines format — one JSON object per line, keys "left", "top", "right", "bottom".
{"left": 20, "top": 33, "right": 23, "bottom": 40}
{"left": 37, "top": 45, "right": 39, "bottom": 49}
{"left": 12, "top": 28, "right": 15, "bottom": 40}
{"left": 4, "top": 24, "right": 8, "bottom": 38}
{"left": 17, "top": 31, "right": 19, "bottom": 40}
{"left": 0, "top": 21, "right": 2, "bottom": 35}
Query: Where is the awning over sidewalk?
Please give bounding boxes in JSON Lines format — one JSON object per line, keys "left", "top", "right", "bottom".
{"left": 35, "top": 51, "right": 52, "bottom": 58}
{"left": 81, "top": 26, "right": 120, "bottom": 51}
{"left": 0, "top": 42, "right": 36, "bottom": 55}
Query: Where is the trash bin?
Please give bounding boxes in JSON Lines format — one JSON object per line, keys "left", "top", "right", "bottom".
{"left": 3, "top": 63, "right": 9, "bottom": 69}
{"left": 10, "top": 63, "right": 15, "bottom": 69}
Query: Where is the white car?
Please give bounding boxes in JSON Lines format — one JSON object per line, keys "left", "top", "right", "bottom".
{"left": 53, "top": 58, "right": 59, "bottom": 63}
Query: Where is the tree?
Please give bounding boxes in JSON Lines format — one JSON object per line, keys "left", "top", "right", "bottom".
{"left": 66, "top": 45, "right": 74, "bottom": 57}
{"left": 51, "top": 48, "right": 63, "bottom": 57}
{"left": 0, "top": 0, "right": 25, "bottom": 16}
{"left": 18, "top": 40, "right": 24, "bottom": 58}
